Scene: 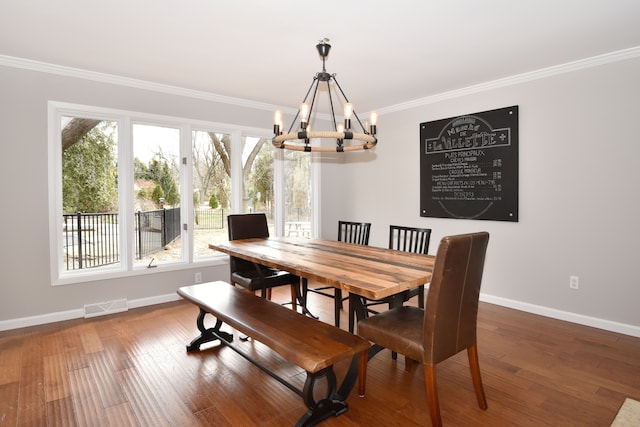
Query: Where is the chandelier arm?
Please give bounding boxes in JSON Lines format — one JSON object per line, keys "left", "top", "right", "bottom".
{"left": 333, "top": 75, "right": 368, "bottom": 133}
{"left": 326, "top": 79, "right": 339, "bottom": 131}
{"left": 288, "top": 77, "right": 320, "bottom": 134}
{"left": 307, "top": 79, "right": 320, "bottom": 126}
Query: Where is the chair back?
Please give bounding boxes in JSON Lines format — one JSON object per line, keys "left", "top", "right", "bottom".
{"left": 389, "top": 225, "right": 431, "bottom": 254}
{"left": 228, "top": 213, "right": 269, "bottom": 240}
{"left": 337, "top": 221, "right": 371, "bottom": 245}
{"left": 227, "top": 213, "right": 270, "bottom": 273}
{"left": 423, "top": 232, "right": 489, "bottom": 365}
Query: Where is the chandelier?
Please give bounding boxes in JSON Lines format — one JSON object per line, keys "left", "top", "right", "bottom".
{"left": 272, "top": 38, "right": 378, "bottom": 152}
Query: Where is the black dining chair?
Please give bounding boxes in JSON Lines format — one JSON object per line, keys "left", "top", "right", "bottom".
{"left": 337, "top": 220, "right": 371, "bottom": 245}
{"left": 389, "top": 225, "right": 432, "bottom": 308}
{"left": 303, "top": 220, "right": 371, "bottom": 327}
{"left": 357, "top": 232, "right": 490, "bottom": 427}
{"left": 227, "top": 213, "right": 300, "bottom": 309}
{"left": 348, "top": 225, "right": 432, "bottom": 333}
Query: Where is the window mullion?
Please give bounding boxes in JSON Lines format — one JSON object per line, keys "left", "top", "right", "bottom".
{"left": 182, "top": 124, "right": 193, "bottom": 263}
{"left": 273, "top": 147, "right": 285, "bottom": 237}
{"left": 230, "top": 130, "right": 243, "bottom": 214}
{"left": 120, "top": 117, "right": 133, "bottom": 271}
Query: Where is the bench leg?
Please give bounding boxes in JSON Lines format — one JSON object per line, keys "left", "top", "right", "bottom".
{"left": 296, "top": 367, "right": 347, "bottom": 427}
{"left": 186, "top": 308, "right": 233, "bottom": 352}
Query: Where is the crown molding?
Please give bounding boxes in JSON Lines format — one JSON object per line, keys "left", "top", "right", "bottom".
{"left": 0, "top": 54, "right": 286, "bottom": 113}
{"left": 3, "top": 46, "right": 640, "bottom": 117}
{"left": 378, "top": 46, "right": 640, "bottom": 115}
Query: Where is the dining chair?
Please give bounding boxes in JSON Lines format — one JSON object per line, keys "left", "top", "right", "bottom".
{"left": 227, "top": 213, "right": 299, "bottom": 309}
{"left": 303, "top": 220, "right": 371, "bottom": 327}
{"left": 357, "top": 232, "right": 490, "bottom": 427}
{"left": 389, "top": 225, "right": 432, "bottom": 307}
{"left": 348, "top": 224, "right": 432, "bottom": 333}
{"left": 337, "top": 220, "right": 371, "bottom": 245}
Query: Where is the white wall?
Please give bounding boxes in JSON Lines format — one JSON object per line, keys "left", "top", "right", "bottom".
{"left": 321, "top": 56, "right": 640, "bottom": 335}
{"left": 0, "top": 64, "right": 275, "bottom": 328}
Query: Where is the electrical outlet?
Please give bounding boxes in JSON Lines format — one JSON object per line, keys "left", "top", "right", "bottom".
{"left": 195, "top": 272, "right": 202, "bottom": 283}
{"left": 569, "top": 275, "right": 579, "bottom": 290}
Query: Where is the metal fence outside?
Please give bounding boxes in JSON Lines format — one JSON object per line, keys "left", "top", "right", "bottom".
{"left": 62, "top": 207, "right": 307, "bottom": 271}
{"left": 63, "top": 207, "right": 182, "bottom": 271}
{"left": 134, "top": 208, "right": 181, "bottom": 260}
{"left": 194, "top": 208, "right": 226, "bottom": 230}
{"left": 63, "top": 212, "right": 120, "bottom": 270}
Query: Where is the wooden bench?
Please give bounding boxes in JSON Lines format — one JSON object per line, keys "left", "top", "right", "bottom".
{"left": 177, "top": 281, "right": 369, "bottom": 427}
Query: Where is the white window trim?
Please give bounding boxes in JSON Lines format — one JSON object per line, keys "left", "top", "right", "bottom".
{"left": 48, "top": 101, "right": 316, "bottom": 286}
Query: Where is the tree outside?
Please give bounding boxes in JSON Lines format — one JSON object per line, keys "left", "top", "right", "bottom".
{"left": 62, "top": 121, "right": 118, "bottom": 213}
{"left": 60, "top": 119, "right": 312, "bottom": 268}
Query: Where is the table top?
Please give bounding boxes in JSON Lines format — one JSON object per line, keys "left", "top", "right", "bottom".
{"left": 209, "top": 237, "right": 434, "bottom": 300}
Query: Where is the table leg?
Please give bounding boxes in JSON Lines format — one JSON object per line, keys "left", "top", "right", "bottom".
{"left": 348, "top": 294, "right": 368, "bottom": 333}
{"left": 298, "top": 278, "right": 319, "bottom": 319}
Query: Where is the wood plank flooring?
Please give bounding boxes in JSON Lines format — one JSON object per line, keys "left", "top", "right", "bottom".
{"left": 1, "top": 286, "right": 639, "bottom": 426}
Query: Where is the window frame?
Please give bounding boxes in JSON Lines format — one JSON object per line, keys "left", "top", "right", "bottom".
{"left": 48, "top": 101, "right": 319, "bottom": 286}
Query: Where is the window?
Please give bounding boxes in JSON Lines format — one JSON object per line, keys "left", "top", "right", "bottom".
{"left": 59, "top": 116, "right": 120, "bottom": 271}
{"left": 191, "top": 129, "right": 232, "bottom": 261}
{"left": 283, "top": 150, "right": 312, "bottom": 238}
{"left": 48, "top": 102, "right": 318, "bottom": 285}
{"left": 133, "top": 123, "right": 182, "bottom": 266}
{"left": 242, "top": 136, "right": 276, "bottom": 234}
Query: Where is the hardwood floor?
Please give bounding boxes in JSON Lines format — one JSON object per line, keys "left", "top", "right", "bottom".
{"left": 1, "top": 286, "right": 639, "bottom": 426}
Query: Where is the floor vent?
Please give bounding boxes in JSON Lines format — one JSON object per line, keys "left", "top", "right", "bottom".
{"left": 84, "top": 299, "right": 128, "bottom": 318}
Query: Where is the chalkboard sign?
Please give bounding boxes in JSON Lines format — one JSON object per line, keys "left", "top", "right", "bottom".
{"left": 420, "top": 106, "right": 518, "bottom": 222}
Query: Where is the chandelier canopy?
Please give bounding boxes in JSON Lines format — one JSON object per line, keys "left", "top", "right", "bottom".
{"left": 272, "top": 38, "right": 378, "bottom": 152}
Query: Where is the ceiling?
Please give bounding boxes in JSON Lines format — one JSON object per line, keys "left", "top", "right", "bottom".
{"left": 2, "top": 1, "right": 640, "bottom": 114}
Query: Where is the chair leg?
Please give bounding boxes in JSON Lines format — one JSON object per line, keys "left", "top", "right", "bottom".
{"left": 404, "top": 356, "right": 418, "bottom": 373}
{"left": 357, "top": 350, "right": 367, "bottom": 397}
{"left": 424, "top": 365, "right": 442, "bottom": 427}
{"left": 348, "top": 299, "right": 355, "bottom": 333}
{"left": 467, "top": 343, "right": 488, "bottom": 410}
{"left": 334, "top": 288, "right": 342, "bottom": 327}
{"left": 301, "top": 278, "right": 309, "bottom": 304}
{"left": 418, "top": 285, "right": 425, "bottom": 309}
{"left": 290, "top": 285, "right": 297, "bottom": 311}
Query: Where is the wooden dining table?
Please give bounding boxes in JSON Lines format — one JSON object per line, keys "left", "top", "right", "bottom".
{"left": 208, "top": 236, "right": 436, "bottom": 409}
{"left": 208, "top": 236, "right": 435, "bottom": 323}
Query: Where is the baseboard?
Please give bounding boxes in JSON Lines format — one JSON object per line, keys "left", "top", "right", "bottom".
{"left": 1, "top": 291, "right": 638, "bottom": 338}
{"left": 480, "top": 293, "right": 640, "bottom": 338}
{"left": 0, "top": 292, "right": 181, "bottom": 332}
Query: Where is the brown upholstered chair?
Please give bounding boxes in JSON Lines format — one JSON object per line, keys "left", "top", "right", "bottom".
{"left": 357, "top": 232, "right": 489, "bottom": 427}
{"left": 303, "top": 220, "right": 371, "bottom": 327}
{"left": 227, "top": 213, "right": 299, "bottom": 309}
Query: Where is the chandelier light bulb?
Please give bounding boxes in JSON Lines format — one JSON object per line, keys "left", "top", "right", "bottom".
{"left": 273, "top": 110, "right": 282, "bottom": 134}
{"left": 300, "top": 103, "right": 310, "bottom": 125}
{"left": 343, "top": 102, "right": 353, "bottom": 130}
{"left": 344, "top": 103, "right": 353, "bottom": 119}
{"left": 369, "top": 110, "right": 378, "bottom": 135}
{"left": 370, "top": 110, "right": 378, "bottom": 126}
